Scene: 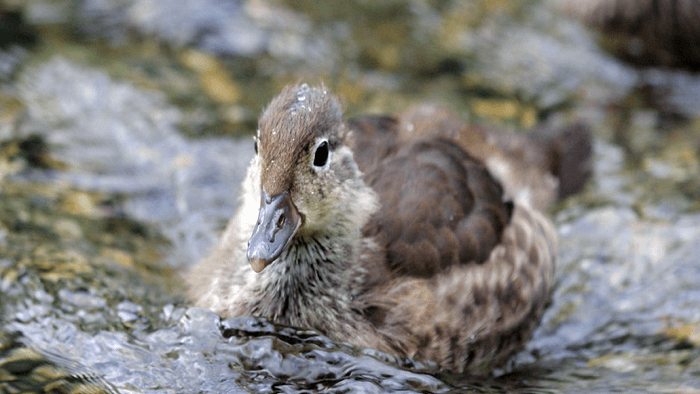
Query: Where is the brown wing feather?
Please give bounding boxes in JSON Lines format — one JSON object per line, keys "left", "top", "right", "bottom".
{"left": 346, "top": 115, "right": 400, "bottom": 174}
{"left": 348, "top": 116, "right": 513, "bottom": 278}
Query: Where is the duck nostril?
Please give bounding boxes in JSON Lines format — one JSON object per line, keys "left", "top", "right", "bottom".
{"left": 276, "top": 212, "right": 286, "bottom": 230}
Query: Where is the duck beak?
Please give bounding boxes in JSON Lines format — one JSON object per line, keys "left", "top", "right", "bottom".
{"left": 247, "top": 189, "right": 302, "bottom": 273}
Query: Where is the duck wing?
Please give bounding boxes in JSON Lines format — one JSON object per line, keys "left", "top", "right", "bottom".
{"left": 347, "top": 115, "right": 513, "bottom": 278}
{"left": 347, "top": 113, "right": 568, "bottom": 373}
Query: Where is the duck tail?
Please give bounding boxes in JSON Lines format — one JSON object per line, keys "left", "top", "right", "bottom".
{"left": 541, "top": 122, "right": 593, "bottom": 199}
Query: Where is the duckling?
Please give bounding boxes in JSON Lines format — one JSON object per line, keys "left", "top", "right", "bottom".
{"left": 186, "top": 83, "right": 592, "bottom": 374}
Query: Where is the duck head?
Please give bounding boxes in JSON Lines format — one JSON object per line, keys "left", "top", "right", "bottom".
{"left": 246, "top": 83, "right": 366, "bottom": 273}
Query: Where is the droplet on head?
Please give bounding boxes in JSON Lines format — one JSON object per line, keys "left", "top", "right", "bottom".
{"left": 296, "top": 84, "right": 310, "bottom": 102}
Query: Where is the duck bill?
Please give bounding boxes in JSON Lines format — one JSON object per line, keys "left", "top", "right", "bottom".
{"left": 246, "top": 189, "right": 302, "bottom": 273}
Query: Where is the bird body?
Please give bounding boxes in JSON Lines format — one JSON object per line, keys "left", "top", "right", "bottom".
{"left": 559, "top": 0, "right": 700, "bottom": 70}
{"left": 187, "top": 83, "right": 591, "bottom": 374}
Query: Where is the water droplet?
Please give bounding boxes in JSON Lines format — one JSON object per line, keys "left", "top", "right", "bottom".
{"left": 297, "top": 84, "right": 309, "bottom": 102}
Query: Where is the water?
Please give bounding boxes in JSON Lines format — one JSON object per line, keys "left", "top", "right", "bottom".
{"left": 1, "top": 0, "right": 700, "bottom": 392}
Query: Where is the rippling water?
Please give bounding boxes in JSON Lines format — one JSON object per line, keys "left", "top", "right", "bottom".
{"left": 1, "top": 0, "right": 700, "bottom": 392}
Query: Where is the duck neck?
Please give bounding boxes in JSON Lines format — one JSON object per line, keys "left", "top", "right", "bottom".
{"left": 248, "top": 150, "right": 380, "bottom": 335}
{"left": 252, "top": 225, "right": 365, "bottom": 334}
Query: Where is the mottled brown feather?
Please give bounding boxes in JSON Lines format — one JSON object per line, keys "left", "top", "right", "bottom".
{"left": 356, "top": 133, "right": 513, "bottom": 277}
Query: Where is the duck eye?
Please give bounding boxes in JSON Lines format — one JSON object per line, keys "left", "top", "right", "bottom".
{"left": 313, "top": 141, "right": 329, "bottom": 167}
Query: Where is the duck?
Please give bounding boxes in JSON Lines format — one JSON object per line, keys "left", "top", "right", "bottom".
{"left": 186, "top": 83, "right": 592, "bottom": 374}
{"left": 558, "top": 0, "right": 700, "bottom": 70}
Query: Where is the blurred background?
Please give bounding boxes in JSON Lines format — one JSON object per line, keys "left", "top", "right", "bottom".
{"left": 1, "top": 0, "right": 699, "bottom": 392}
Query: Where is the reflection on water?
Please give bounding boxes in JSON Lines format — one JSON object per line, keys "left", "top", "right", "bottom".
{"left": 1, "top": 0, "right": 700, "bottom": 392}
